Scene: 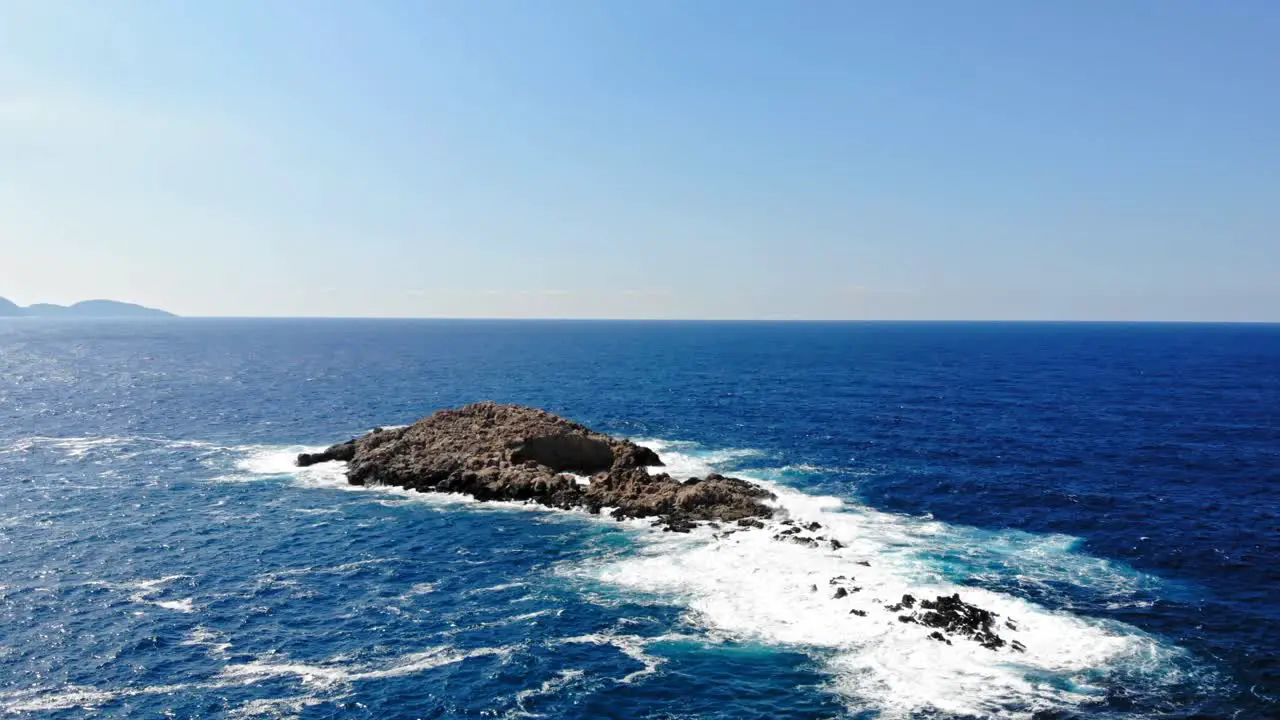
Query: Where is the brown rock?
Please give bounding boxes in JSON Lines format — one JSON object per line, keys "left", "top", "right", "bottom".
{"left": 296, "top": 402, "right": 774, "bottom": 530}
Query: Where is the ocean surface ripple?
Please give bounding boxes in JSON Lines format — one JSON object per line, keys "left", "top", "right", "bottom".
{"left": 0, "top": 319, "right": 1276, "bottom": 718}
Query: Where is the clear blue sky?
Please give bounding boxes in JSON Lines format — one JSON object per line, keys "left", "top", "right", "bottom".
{"left": 2, "top": 0, "right": 1276, "bottom": 320}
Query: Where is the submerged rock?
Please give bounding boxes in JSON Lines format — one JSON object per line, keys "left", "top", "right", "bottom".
{"left": 297, "top": 402, "right": 775, "bottom": 530}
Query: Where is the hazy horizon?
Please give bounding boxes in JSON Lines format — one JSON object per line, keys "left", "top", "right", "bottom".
{"left": 5, "top": 294, "right": 1280, "bottom": 324}
{"left": 3, "top": 2, "right": 1277, "bottom": 322}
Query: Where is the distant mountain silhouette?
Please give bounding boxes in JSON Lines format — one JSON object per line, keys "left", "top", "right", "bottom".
{"left": 0, "top": 298, "right": 175, "bottom": 318}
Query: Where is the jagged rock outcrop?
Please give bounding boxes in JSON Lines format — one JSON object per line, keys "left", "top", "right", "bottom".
{"left": 892, "top": 593, "right": 1024, "bottom": 652}
{"left": 297, "top": 402, "right": 774, "bottom": 530}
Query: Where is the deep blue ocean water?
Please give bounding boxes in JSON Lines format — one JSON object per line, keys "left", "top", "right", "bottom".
{"left": 0, "top": 319, "right": 1276, "bottom": 719}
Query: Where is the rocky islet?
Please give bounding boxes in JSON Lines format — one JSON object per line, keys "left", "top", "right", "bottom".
{"left": 299, "top": 402, "right": 1022, "bottom": 652}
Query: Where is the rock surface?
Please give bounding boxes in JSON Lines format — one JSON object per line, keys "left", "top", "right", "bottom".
{"left": 297, "top": 402, "right": 775, "bottom": 530}
{"left": 894, "top": 593, "right": 1023, "bottom": 651}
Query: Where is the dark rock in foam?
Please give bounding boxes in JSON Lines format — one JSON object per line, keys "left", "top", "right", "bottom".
{"left": 894, "top": 593, "right": 1020, "bottom": 651}
{"left": 297, "top": 402, "right": 774, "bottom": 531}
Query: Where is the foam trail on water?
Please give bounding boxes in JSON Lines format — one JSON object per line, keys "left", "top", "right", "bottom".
{"left": 218, "top": 644, "right": 513, "bottom": 688}
{"left": 555, "top": 632, "right": 698, "bottom": 684}
{"left": 0, "top": 643, "right": 513, "bottom": 715}
{"left": 568, "top": 440, "right": 1193, "bottom": 718}
{"left": 226, "top": 695, "right": 327, "bottom": 719}
{"left": 3, "top": 435, "right": 227, "bottom": 459}
{"left": 182, "top": 627, "right": 232, "bottom": 658}
{"left": 0, "top": 683, "right": 198, "bottom": 714}
{"left": 84, "top": 575, "right": 198, "bottom": 614}
{"left": 508, "top": 669, "right": 587, "bottom": 718}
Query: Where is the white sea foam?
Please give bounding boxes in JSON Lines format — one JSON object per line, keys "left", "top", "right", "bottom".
{"left": 0, "top": 682, "right": 195, "bottom": 713}
{"left": 400, "top": 581, "right": 439, "bottom": 597}
{"left": 219, "top": 644, "right": 513, "bottom": 688}
{"left": 4, "top": 435, "right": 226, "bottom": 459}
{"left": 437, "top": 609, "right": 561, "bottom": 637}
{"left": 211, "top": 436, "right": 1193, "bottom": 717}
{"left": 0, "top": 685, "right": 125, "bottom": 713}
{"left": 643, "top": 439, "right": 1157, "bottom": 600}
{"left": 292, "top": 507, "right": 340, "bottom": 515}
{"left": 0, "top": 643, "right": 509, "bottom": 714}
{"left": 130, "top": 575, "right": 196, "bottom": 611}
{"left": 85, "top": 574, "right": 198, "bottom": 614}
{"left": 633, "top": 440, "right": 765, "bottom": 477}
{"left": 472, "top": 581, "right": 529, "bottom": 593}
{"left": 508, "top": 669, "right": 587, "bottom": 718}
{"left": 49, "top": 437, "right": 136, "bottom": 458}
{"left": 560, "top": 440, "right": 1190, "bottom": 718}
{"left": 0, "top": 435, "right": 137, "bottom": 459}
{"left": 223, "top": 446, "right": 350, "bottom": 487}
{"left": 556, "top": 632, "right": 688, "bottom": 684}
{"left": 181, "top": 626, "right": 232, "bottom": 657}
{"left": 250, "top": 558, "right": 394, "bottom": 591}
{"left": 150, "top": 597, "right": 196, "bottom": 613}
{"left": 226, "top": 694, "right": 328, "bottom": 719}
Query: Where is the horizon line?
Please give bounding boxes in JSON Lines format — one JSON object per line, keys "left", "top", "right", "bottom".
{"left": 9, "top": 315, "right": 1278, "bottom": 325}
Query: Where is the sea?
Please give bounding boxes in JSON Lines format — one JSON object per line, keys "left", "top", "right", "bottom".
{"left": 0, "top": 319, "right": 1276, "bottom": 719}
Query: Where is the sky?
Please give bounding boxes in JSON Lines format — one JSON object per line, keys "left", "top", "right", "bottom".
{"left": 1, "top": 1, "right": 1277, "bottom": 320}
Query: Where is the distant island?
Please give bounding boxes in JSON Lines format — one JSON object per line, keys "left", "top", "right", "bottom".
{"left": 0, "top": 297, "right": 175, "bottom": 319}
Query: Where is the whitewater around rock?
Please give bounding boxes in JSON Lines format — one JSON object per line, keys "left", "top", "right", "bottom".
{"left": 298, "top": 402, "right": 1029, "bottom": 656}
